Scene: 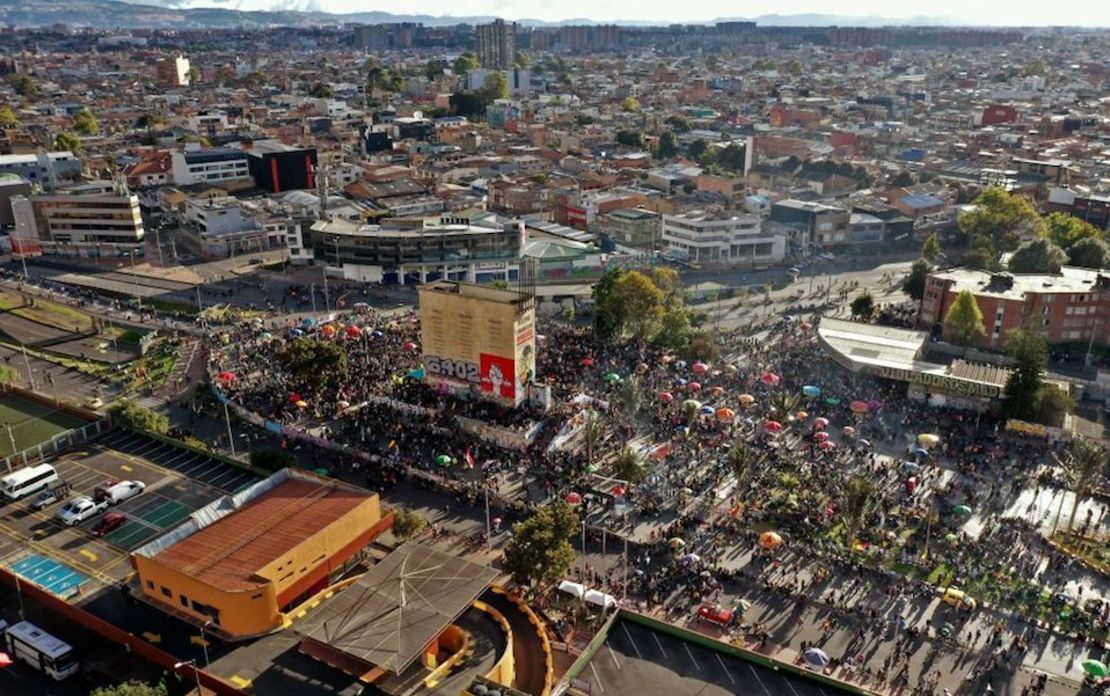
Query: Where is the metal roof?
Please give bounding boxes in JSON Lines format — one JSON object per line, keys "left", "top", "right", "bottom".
{"left": 296, "top": 543, "right": 498, "bottom": 675}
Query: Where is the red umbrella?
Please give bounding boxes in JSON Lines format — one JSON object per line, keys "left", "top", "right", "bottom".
{"left": 800, "top": 321, "right": 813, "bottom": 331}
{"left": 818, "top": 440, "right": 836, "bottom": 451}
{"left": 289, "top": 392, "right": 302, "bottom": 404}
{"left": 764, "top": 420, "right": 783, "bottom": 433}
{"left": 692, "top": 362, "right": 709, "bottom": 374}
{"left": 687, "top": 382, "right": 702, "bottom": 392}
{"left": 580, "top": 357, "right": 595, "bottom": 367}
{"left": 0, "top": 652, "right": 12, "bottom": 668}
{"left": 849, "top": 400, "right": 869, "bottom": 414}
{"left": 345, "top": 325, "right": 362, "bottom": 339}
{"left": 403, "top": 341, "right": 418, "bottom": 351}
{"left": 814, "top": 430, "right": 830, "bottom": 442}
{"left": 216, "top": 371, "right": 236, "bottom": 383}
{"left": 565, "top": 492, "right": 583, "bottom": 505}
{"left": 813, "top": 417, "right": 829, "bottom": 429}
{"left": 760, "top": 372, "right": 780, "bottom": 386}
{"left": 611, "top": 485, "right": 626, "bottom": 497}
{"left": 659, "top": 391, "right": 674, "bottom": 403}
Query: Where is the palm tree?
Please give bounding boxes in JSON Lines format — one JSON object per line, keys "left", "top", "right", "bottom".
{"left": 617, "top": 375, "right": 645, "bottom": 422}
{"left": 769, "top": 391, "right": 800, "bottom": 421}
{"left": 612, "top": 446, "right": 648, "bottom": 484}
{"left": 581, "top": 410, "right": 607, "bottom": 466}
{"left": 682, "top": 398, "right": 700, "bottom": 426}
{"left": 728, "top": 440, "right": 758, "bottom": 488}
{"left": 1061, "top": 437, "right": 1106, "bottom": 533}
{"left": 841, "top": 475, "right": 876, "bottom": 548}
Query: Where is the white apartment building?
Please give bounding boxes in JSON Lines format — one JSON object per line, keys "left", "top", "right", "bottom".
{"left": 184, "top": 196, "right": 265, "bottom": 256}
{"left": 11, "top": 181, "right": 145, "bottom": 253}
{"left": 170, "top": 147, "right": 250, "bottom": 186}
{"left": 661, "top": 210, "right": 785, "bottom": 265}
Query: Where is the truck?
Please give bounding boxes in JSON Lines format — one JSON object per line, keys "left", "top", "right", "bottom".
{"left": 30, "top": 481, "right": 71, "bottom": 511}
{"left": 56, "top": 497, "right": 108, "bottom": 526}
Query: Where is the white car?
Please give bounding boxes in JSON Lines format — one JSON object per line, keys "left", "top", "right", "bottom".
{"left": 94, "top": 480, "right": 146, "bottom": 505}
{"left": 56, "top": 497, "right": 108, "bottom": 526}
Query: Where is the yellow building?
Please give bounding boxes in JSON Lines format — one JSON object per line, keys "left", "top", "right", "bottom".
{"left": 130, "top": 469, "right": 388, "bottom": 639}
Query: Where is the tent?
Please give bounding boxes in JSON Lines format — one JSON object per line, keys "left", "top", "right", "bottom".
{"left": 584, "top": 589, "right": 617, "bottom": 609}
{"left": 557, "top": 580, "right": 587, "bottom": 599}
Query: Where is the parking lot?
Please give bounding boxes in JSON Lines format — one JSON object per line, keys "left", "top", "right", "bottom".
{"left": 0, "top": 429, "right": 261, "bottom": 598}
{"left": 581, "top": 618, "right": 848, "bottom": 696}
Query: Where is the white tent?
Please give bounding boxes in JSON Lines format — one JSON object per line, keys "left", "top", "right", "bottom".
{"left": 584, "top": 589, "right": 617, "bottom": 609}
{"left": 557, "top": 580, "right": 587, "bottom": 599}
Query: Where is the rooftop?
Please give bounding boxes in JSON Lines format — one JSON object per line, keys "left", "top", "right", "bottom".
{"left": 134, "top": 470, "right": 373, "bottom": 592}
{"left": 932, "top": 266, "right": 1105, "bottom": 302}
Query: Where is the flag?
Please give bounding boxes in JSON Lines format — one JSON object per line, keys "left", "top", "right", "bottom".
{"left": 465, "top": 447, "right": 476, "bottom": 469}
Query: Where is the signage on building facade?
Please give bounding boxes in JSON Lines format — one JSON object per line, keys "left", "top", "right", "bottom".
{"left": 873, "top": 365, "right": 1001, "bottom": 398}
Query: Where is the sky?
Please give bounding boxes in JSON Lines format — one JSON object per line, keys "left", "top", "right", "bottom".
{"left": 158, "top": 0, "right": 1110, "bottom": 27}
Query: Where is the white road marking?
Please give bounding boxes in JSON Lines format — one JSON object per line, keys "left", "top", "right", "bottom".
{"left": 606, "top": 644, "right": 622, "bottom": 670}
{"left": 785, "top": 676, "right": 803, "bottom": 696}
{"left": 748, "top": 664, "right": 772, "bottom": 696}
{"left": 683, "top": 643, "right": 700, "bottom": 670}
{"left": 589, "top": 662, "right": 605, "bottom": 694}
{"left": 621, "top": 623, "right": 644, "bottom": 660}
{"left": 652, "top": 632, "right": 668, "bottom": 658}
{"left": 715, "top": 654, "right": 735, "bottom": 684}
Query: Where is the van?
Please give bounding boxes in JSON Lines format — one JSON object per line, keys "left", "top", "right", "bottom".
{"left": 93, "top": 480, "right": 145, "bottom": 506}
{"left": 1, "top": 464, "right": 60, "bottom": 501}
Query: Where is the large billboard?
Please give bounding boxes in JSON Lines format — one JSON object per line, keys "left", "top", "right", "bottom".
{"left": 419, "top": 283, "right": 535, "bottom": 407}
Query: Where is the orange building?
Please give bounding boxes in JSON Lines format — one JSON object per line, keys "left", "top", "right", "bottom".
{"left": 131, "top": 469, "right": 388, "bottom": 639}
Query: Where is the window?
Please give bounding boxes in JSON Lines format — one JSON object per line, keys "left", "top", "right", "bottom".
{"left": 1066, "top": 307, "right": 1075, "bottom": 315}
{"left": 146, "top": 580, "right": 154, "bottom": 590}
{"left": 161, "top": 586, "right": 172, "bottom": 598}
{"left": 1042, "top": 306, "right": 1050, "bottom": 315}
{"left": 180, "top": 594, "right": 189, "bottom": 608}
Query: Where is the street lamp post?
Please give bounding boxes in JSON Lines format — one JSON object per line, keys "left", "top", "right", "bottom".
{"left": 128, "top": 250, "right": 142, "bottom": 314}
{"left": 4, "top": 422, "right": 17, "bottom": 472}
{"left": 223, "top": 400, "right": 236, "bottom": 458}
{"left": 19, "top": 343, "right": 35, "bottom": 390}
{"left": 173, "top": 659, "right": 203, "bottom": 696}
{"left": 200, "top": 619, "right": 212, "bottom": 668}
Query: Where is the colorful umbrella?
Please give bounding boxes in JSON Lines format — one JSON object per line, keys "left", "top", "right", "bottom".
{"left": 680, "top": 552, "right": 701, "bottom": 564}
{"left": 687, "top": 382, "right": 702, "bottom": 392}
{"left": 682, "top": 399, "right": 702, "bottom": 410}
{"left": 759, "top": 372, "right": 780, "bottom": 386}
{"left": 295, "top": 400, "right": 308, "bottom": 409}
{"left": 436, "top": 454, "right": 453, "bottom": 466}
{"left": 289, "top": 392, "right": 302, "bottom": 404}
{"left": 668, "top": 537, "right": 686, "bottom": 549}
{"left": 216, "top": 371, "right": 236, "bottom": 383}
{"left": 918, "top": 433, "right": 940, "bottom": 446}
{"left": 580, "top": 357, "right": 595, "bottom": 367}
{"left": 814, "top": 431, "right": 830, "bottom": 442}
{"left": 842, "top": 426, "right": 856, "bottom": 436}
{"left": 849, "top": 400, "right": 869, "bottom": 414}
{"left": 407, "top": 366, "right": 426, "bottom": 379}
{"left": 337, "top": 400, "right": 350, "bottom": 409}
{"left": 0, "top": 652, "right": 12, "bottom": 668}
{"left": 565, "top": 492, "right": 583, "bottom": 505}
{"left": 734, "top": 598, "right": 752, "bottom": 613}
{"left": 764, "top": 420, "right": 783, "bottom": 433}
{"left": 716, "top": 407, "right": 736, "bottom": 421}
{"left": 738, "top": 393, "right": 755, "bottom": 406}
{"left": 1082, "top": 660, "right": 1108, "bottom": 677}
{"left": 403, "top": 341, "right": 418, "bottom": 351}
{"left": 800, "top": 321, "right": 813, "bottom": 331}
{"left": 803, "top": 647, "right": 829, "bottom": 668}
{"left": 802, "top": 385, "right": 821, "bottom": 397}
{"left": 818, "top": 440, "right": 836, "bottom": 451}
{"left": 659, "top": 391, "right": 674, "bottom": 403}
{"left": 825, "top": 397, "right": 841, "bottom": 406}
{"left": 610, "top": 485, "right": 626, "bottom": 497}
{"left": 954, "top": 504, "right": 973, "bottom": 517}
{"left": 692, "top": 362, "right": 709, "bottom": 374}
{"left": 813, "top": 416, "right": 829, "bottom": 428}
{"left": 759, "top": 531, "right": 783, "bottom": 550}
{"left": 605, "top": 373, "right": 622, "bottom": 384}
{"left": 700, "top": 405, "right": 715, "bottom": 415}
{"left": 345, "top": 325, "right": 362, "bottom": 338}
{"left": 710, "top": 386, "right": 725, "bottom": 397}
{"left": 635, "top": 362, "right": 649, "bottom": 374}
{"left": 321, "top": 324, "right": 337, "bottom": 338}
{"left": 795, "top": 410, "right": 808, "bottom": 420}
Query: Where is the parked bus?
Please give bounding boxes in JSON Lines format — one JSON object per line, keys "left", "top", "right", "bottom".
{"left": 0, "top": 464, "right": 60, "bottom": 501}
{"left": 4, "top": 621, "right": 79, "bottom": 680}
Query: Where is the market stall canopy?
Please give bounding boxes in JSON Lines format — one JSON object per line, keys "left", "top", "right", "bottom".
{"left": 557, "top": 580, "right": 587, "bottom": 598}
{"left": 584, "top": 589, "right": 617, "bottom": 608}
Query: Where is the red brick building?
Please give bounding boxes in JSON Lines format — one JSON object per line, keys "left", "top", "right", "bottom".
{"left": 919, "top": 267, "right": 1110, "bottom": 350}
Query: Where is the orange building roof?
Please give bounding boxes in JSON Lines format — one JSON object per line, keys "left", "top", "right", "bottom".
{"left": 152, "top": 479, "right": 370, "bottom": 592}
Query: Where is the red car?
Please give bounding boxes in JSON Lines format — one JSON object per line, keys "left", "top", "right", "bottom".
{"left": 91, "top": 512, "right": 127, "bottom": 537}
{"left": 696, "top": 604, "right": 734, "bottom": 626}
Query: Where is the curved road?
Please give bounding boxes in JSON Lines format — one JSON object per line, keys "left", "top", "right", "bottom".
{"left": 482, "top": 589, "right": 548, "bottom": 696}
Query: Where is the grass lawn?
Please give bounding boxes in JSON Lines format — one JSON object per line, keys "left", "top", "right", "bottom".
{"left": 0, "top": 393, "right": 88, "bottom": 457}
{"left": 101, "top": 326, "right": 146, "bottom": 345}
{"left": 0, "top": 287, "right": 94, "bottom": 333}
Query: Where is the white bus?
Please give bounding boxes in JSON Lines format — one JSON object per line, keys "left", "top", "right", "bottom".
{"left": 4, "top": 620, "right": 79, "bottom": 680}
{"left": 1, "top": 464, "right": 60, "bottom": 501}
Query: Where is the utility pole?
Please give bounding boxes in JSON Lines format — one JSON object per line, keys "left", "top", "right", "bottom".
{"left": 20, "top": 343, "right": 35, "bottom": 390}
{"left": 4, "top": 422, "right": 17, "bottom": 471}
{"left": 484, "top": 485, "right": 491, "bottom": 549}
{"left": 223, "top": 400, "right": 236, "bottom": 457}
{"left": 128, "top": 250, "right": 142, "bottom": 314}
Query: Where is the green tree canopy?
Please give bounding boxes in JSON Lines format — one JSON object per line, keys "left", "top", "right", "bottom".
{"left": 453, "top": 52, "right": 480, "bottom": 75}
{"left": 108, "top": 399, "right": 169, "bottom": 434}
{"left": 277, "top": 337, "right": 347, "bottom": 383}
{"left": 615, "top": 129, "right": 644, "bottom": 148}
{"left": 620, "top": 96, "right": 641, "bottom": 112}
{"left": 612, "top": 447, "right": 649, "bottom": 484}
{"left": 391, "top": 508, "right": 427, "bottom": 541}
{"left": 1002, "top": 325, "right": 1048, "bottom": 422}
{"left": 0, "top": 363, "right": 17, "bottom": 385}
{"left": 921, "top": 233, "right": 942, "bottom": 263}
{"left": 1061, "top": 437, "right": 1106, "bottom": 531}
{"left": 961, "top": 236, "right": 997, "bottom": 270}
{"left": 309, "top": 82, "right": 334, "bottom": 98}
{"left": 1066, "top": 236, "right": 1110, "bottom": 269}
{"left": 958, "top": 187, "right": 1045, "bottom": 253}
{"left": 656, "top": 131, "right": 679, "bottom": 159}
{"left": 73, "top": 107, "right": 99, "bottom": 136}
{"left": 479, "top": 72, "right": 509, "bottom": 102}
{"left": 503, "top": 501, "right": 578, "bottom": 586}
{"left": 841, "top": 475, "right": 876, "bottom": 548}
{"left": 902, "top": 259, "right": 929, "bottom": 301}
{"left": 665, "top": 114, "right": 690, "bottom": 132}
{"left": 891, "top": 171, "right": 916, "bottom": 187}
{"left": 686, "top": 139, "right": 708, "bottom": 160}
{"left": 592, "top": 267, "right": 624, "bottom": 340}
{"left": 850, "top": 291, "right": 875, "bottom": 320}
{"left": 6, "top": 74, "right": 36, "bottom": 98}
{"left": 0, "top": 105, "right": 18, "bottom": 129}
{"left": 91, "top": 681, "right": 167, "bottom": 696}
{"left": 55, "top": 131, "right": 80, "bottom": 152}
{"left": 943, "top": 290, "right": 986, "bottom": 346}
{"left": 1043, "top": 212, "right": 1103, "bottom": 249}
{"left": 604, "top": 271, "right": 665, "bottom": 342}
{"left": 1007, "top": 238, "right": 1066, "bottom": 274}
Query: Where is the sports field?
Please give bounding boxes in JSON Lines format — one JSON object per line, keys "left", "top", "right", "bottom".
{"left": 0, "top": 392, "right": 88, "bottom": 457}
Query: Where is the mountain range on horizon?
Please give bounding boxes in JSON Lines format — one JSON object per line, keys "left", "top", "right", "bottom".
{"left": 0, "top": 0, "right": 1057, "bottom": 30}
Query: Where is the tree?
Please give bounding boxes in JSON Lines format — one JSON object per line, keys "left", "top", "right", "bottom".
{"left": 391, "top": 508, "right": 427, "bottom": 541}
{"left": 891, "top": 171, "right": 916, "bottom": 187}
{"left": 513, "top": 49, "right": 531, "bottom": 68}
{"left": 1061, "top": 437, "right": 1106, "bottom": 533}
{"left": 784, "top": 60, "right": 803, "bottom": 76}
{"left": 186, "top": 67, "right": 200, "bottom": 86}
{"left": 449, "top": 91, "right": 485, "bottom": 119}
{"left": 1035, "top": 384, "right": 1074, "bottom": 428}
{"left": 424, "top": 59, "right": 449, "bottom": 81}
{"left": 961, "top": 236, "right": 997, "bottom": 270}
{"left": 615, "top": 129, "right": 644, "bottom": 148}
{"left": 503, "top": 502, "right": 578, "bottom": 586}
{"left": 686, "top": 139, "right": 708, "bottom": 160}
{"left": 1043, "top": 212, "right": 1103, "bottom": 249}
{"left": 717, "top": 143, "right": 747, "bottom": 173}
{"left": 248, "top": 449, "right": 295, "bottom": 471}
{"left": 592, "top": 267, "right": 624, "bottom": 340}
{"left": 480, "top": 72, "right": 509, "bottom": 102}
{"left": 958, "top": 187, "right": 1045, "bottom": 253}
{"left": 656, "top": 131, "right": 679, "bottom": 159}
{"left": 921, "top": 233, "right": 941, "bottom": 263}
{"left": 581, "top": 410, "right": 607, "bottom": 466}
{"left": 309, "top": 82, "right": 334, "bottom": 98}
{"left": 840, "top": 475, "right": 876, "bottom": 548}
{"left": 1066, "top": 236, "right": 1110, "bottom": 269}
{"left": 55, "top": 131, "right": 80, "bottom": 152}
{"left": 1002, "top": 325, "right": 1048, "bottom": 422}
{"left": 0, "top": 105, "right": 17, "bottom": 129}
{"left": 902, "top": 260, "right": 929, "bottom": 301}
{"left": 665, "top": 114, "right": 690, "bottom": 133}
{"left": 943, "top": 290, "right": 986, "bottom": 347}
{"left": 91, "top": 681, "right": 167, "bottom": 696}
{"left": 728, "top": 441, "right": 758, "bottom": 488}
{"left": 453, "top": 52, "right": 479, "bottom": 75}
{"left": 108, "top": 399, "right": 169, "bottom": 434}
{"left": 277, "top": 337, "right": 347, "bottom": 382}
{"left": 6, "top": 74, "right": 36, "bottom": 98}
{"left": 604, "top": 271, "right": 664, "bottom": 342}
{"left": 685, "top": 330, "right": 719, "bottom": 362}
{"left": 616, "top": 375, "right": 645, "bottom": 422}
{"left": 0, "top": 363, "right": 16, "bottom": 386}
{"left": 654, "top": 306, "right": 692, "bottom": 350}
{"left": 1008, "top": 238, "right": 1066, "bottom": 274}
{"left": 73, "top": 107, "right": 99, "bottom": 136}
{"left": 620, "top": 96, "right": 641, "bottom": 112}
{"left": 612, "top": 447, "right": 648, "bottom": 484}
{"left": 850, "top": 291, "right": 875, "bottom": 321}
